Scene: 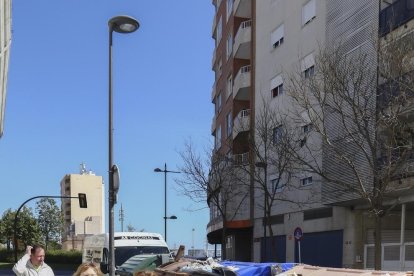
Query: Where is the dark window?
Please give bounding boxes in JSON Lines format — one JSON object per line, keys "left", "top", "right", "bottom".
{"left": 263, "top": 214, "right": 284, "bottom": 225}
{"left": 301, "top": 176, "right": 312, "bottom": 185}
{"left": 272, "top": 83, "right": 284, "bottom": 98}
{"left": 303, "top": 123, "right": 312, "bottom": 133}
{"left": 273, "top": 37, "right": 284, "bottom": 48}
{"left": 273, "top": 126, "right": 283, "bottom": 144}
{"left": 304, "top": 207, "right": 333, "bottom": 220}
{"left": 304, "top": 65, "right": 315, "bottom": 78}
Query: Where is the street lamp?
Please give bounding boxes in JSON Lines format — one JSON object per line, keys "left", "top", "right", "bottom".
{"left": 13, "top": 194, "right": 87, "bottom": 262}
{"left": 108, "top": 15, "right": 139, "bottom": 276}
{"left": 154, "top": 163, "right": 180, "bottom": 242}
{"left": 255, "top": 161, "right": 268, "bottom": 262}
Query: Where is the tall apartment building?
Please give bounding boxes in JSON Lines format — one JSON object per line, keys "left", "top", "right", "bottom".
{"left": 61, "top": 164, "right": 104, "bottom": 250}
{"left": 0, "top": 0, "right": 12, "bottom": 138}
{"left": 209, "top": 0, "right": 414, "bottom": 270}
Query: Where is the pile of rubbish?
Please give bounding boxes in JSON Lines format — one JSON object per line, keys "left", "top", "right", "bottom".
{"left": 154, "top": 258, "right": 295, "bottom": 276}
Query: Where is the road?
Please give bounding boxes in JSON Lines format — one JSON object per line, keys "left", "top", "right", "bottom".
{"left": 0, "top": 268, "right": 73, "bottom": 275}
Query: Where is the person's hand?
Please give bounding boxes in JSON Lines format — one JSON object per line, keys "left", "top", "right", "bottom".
{"left": 26, "top": 245, "right": 32, "bottom": 255}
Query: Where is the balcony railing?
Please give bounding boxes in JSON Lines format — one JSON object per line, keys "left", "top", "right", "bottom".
{"left": 379, "top": 0, "right": 414, "bottom": 36}
{"left": 233, "top": 65, "right": 251, "bottom": 100}
{"left": 233, "top": 152, "right": 249, "bottom": 166}
{"left": 233, "top": 108, "right": 251, "bottom": 139}
{"left": 211, "top": 83, "right": 216, "bottom": 102}
{"left": 211, "top": 114, "right": 217, "bottom": 134}
{"left": 234, "top": 20, "right": 252, "bottom": 59}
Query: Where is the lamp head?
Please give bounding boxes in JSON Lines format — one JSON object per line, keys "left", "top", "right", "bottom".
{"left": 109, "top": 15, "right": 139, "bottom": 33}
{"left": 154, "top": 168, "right": 162, "bottom": 172}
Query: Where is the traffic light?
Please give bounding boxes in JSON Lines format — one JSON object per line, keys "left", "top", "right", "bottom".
{"left": 78, "top": 193, "right": 87, "bottom": 208}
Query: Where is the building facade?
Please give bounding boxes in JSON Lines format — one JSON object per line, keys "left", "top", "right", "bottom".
{"left": 209, "top": 0, "right": 414, "bottom": 270}
{"left": 60, "top": 164, "right": 104, "bottom": 250}
{"left": 0, "top": 0, "right": 12, "bottom": 138}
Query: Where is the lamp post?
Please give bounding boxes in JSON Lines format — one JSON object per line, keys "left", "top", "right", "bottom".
{"left": 255, "top": 161, "right": 267, "bottom": 262}
{"left": 154, "top": 163, "right": 180, "bottom": 242}
{"left": 108, "top": 15, "right": 139, "bottom": 276}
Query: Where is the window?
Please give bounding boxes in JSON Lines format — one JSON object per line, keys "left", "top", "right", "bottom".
{"left": 217, "top": 17, "right": 222, "bottom": 45}
{"left": 304, "top": 65, "right": 315, "bottom": 78}
{"left": 216, "top": 92, "right": 222, "bottom": 114}
{"left": 302, "top": 0, "right": 316, "bottom": 26}
{"left": 226, "top": 112, "right": 232, "bottom": 137}
{"left": 273, "top": 125, "right": 283, "bottom": 144}
{"left": 271, "top": 24, "right": 284, "bottom": 49}
{"left": 271, "top": 75, "right": 283, "bottom": 98}
{"left": 272, "top": 84, "right": 284, "bottom": 98}
{"left": 226, "top": 74, "right": 233, "bottom": 97}
{"left": 301, "top": 53, "right": 315, "bottom": 78}
{"left": 271, "top": 178, "right": 285, "bottom": 193}
{"left": 301, "top": 176, "right": 313, "bottom": 186}
{"left": 218, "top": 58, "right": 222, "bottom": 77}
{"left": 303, "top": 123, "right": 313, "bottom": 133}
{"left": 226, "top": 0, "right": 233, "bottom": 20}
{"left": 215, "top": 125, "right": 222, "bottom": 150}
{"left": 226, "top": 34, "right": 233, "bottom": 59}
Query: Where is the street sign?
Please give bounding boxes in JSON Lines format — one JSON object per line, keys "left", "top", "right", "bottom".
{"left": 294, "top": 227, "right": 303, "bottom": 241}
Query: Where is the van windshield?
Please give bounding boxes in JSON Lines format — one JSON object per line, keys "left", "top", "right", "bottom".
{"left": 115, "top": 246, "right": 169, "bottom": 266}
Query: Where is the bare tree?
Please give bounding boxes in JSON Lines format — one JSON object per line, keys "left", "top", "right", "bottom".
{"left": 233, "top": 101, "right": 317, "bottom": 261}
{"left": 286, "top": 33, "right": 414, "bottom": 269}
{"left": 176, "top": 140, "right": 249, "bottom": 260}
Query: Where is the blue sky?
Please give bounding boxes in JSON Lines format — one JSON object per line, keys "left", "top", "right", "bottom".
{"left": 0, "top": 1, "right": 214, "bottom": 252}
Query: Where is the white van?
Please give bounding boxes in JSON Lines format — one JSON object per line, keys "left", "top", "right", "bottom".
{"left": 82, "top": 232, "right": 170, "bottom": 270}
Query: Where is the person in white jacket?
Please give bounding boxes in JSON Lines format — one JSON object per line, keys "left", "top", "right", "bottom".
{"left": 13, "top": 244, "right": 54, "bottom": 276}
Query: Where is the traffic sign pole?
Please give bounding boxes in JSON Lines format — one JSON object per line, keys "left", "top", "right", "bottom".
{"left": 294, "top": 227, "right": 303, "bottom": 263}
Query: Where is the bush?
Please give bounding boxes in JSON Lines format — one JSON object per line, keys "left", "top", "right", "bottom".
{"left": 0, "top": 249, "right": 14, "bottom": 262}
{"left": 46, "top": 249, "right": 82, "bottom": 264}
{"left": 0, "top": 248, "right": 82, "bottom": 265}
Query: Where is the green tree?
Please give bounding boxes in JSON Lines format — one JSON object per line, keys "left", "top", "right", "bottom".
{"left": 16, "top": 206, "right": 42, "bottom": 249}
{"left": 35, "top": 198, "right": 63, "bottom": 250}
{"left": 0, "top": 209, "right": 16, "bottom": 251}
{"left": 1, "top": 207, "right": 42, "bottom": 252}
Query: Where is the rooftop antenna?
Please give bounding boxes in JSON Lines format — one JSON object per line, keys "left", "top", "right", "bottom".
{"left": 80, "top": 163, "right": 87, "bottom": 175}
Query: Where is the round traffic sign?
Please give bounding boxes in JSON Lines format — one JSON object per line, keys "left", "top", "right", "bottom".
{"left": 294, "top": 227, "right": 303, "bottom": 240}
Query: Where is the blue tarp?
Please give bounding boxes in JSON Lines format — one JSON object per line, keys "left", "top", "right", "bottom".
{"left": 220, "top": 261, "right": 296, "bottom": 276}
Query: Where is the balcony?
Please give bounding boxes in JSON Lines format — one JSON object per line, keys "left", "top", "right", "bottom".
{"left": 211, "top": 12, "right": 217, "bottom": 38}
{"left": 211, "top": 83, "right": 216, "bottom": 102}
{"left": 233, "top": 0, "right": 251, "bottom": 18}
{"left": 233, "top": 65, "right": 251, "bottom": 100}
{"left": 379, "top": 0, "right": 414, "bottom": 36}
{"left": 211, "top": 46, "right": 217, "bottom": 69}
{"left": 233, "top": 20, "right": 251, "bottom": 59}
{"left": 211, "top": 114, "right": 217, "bottom": 134}
{"left": 233, "top": 109, "right": 250, "bottom": 139}
{"left": 233, "top": 152, "right": 249, "bottom": 166}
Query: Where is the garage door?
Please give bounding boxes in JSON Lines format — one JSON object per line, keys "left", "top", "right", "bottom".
{"left": 261, "top": 235, "right": 286, "bottom": 262}
{"left": 294, "top": 230, "right": 343, "bottom": 268}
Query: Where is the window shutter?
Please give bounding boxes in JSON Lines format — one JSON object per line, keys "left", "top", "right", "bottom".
{"left": 270, "top": 74, "right": 283, "bottom": 90}
{"left": 301, "top": 53, "right": 315, "bottom": 72}
{"left": 302, "top": 0, "right": 315, "bottom": 25}
{"left": 271, "top": 24, "right": 284, "bottom": 47}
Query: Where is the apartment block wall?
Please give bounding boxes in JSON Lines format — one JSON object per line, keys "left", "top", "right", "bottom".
{"left": 322, "top": 0, "right": 379, "bottom": 204}
{"left": 0, "top": 0, "right": 12, "bottom": 137}
{"left": 60, "top": 173, "right": 104, "bottom": 249}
